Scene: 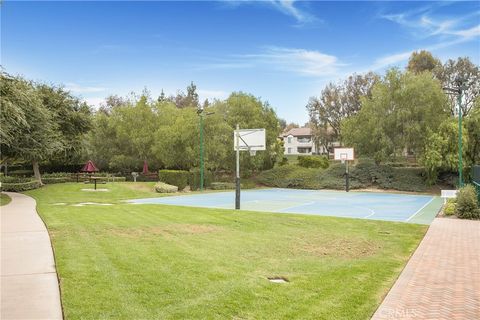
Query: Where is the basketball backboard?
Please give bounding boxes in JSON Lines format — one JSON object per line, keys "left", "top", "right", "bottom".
{"left": 334, "top": 148, "right": 354, "bottom": 161}
{"left": 234, "top": 129, "right": 266, "bottom": 151}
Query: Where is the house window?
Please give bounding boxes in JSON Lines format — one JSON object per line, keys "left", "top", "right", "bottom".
{"left": 288, "top": 148, "right": 292, "bottom": 154}
{"left": 298, "top": 147, "right": 312, "bottom": 154}
{"left": 287, "top": 136, "right": 292, "bottom": 143}
{"left": 298, "top": 137, "right": 311, "bottom": 143}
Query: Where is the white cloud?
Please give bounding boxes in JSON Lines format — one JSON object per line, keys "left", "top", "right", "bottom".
{"left": 381, "top": 7, "right": 480, "bottom": 41}
{"left": 220, "top": 0, "right": 318, "bottom": 26}
{"left": 268, "top": 0, "right": 317, "bottom": 25}
{"left": 372, "top": 51, "right": 413, "bottom": 70}
{"left": 65, "top": 83, "right": 106, "bottom": 93}
{"left": 247, "top": 47, "right": 343, "bottom": 77}
{"left": 452, "top": 25, "right": 480, "bottom": 39}
{"left": 373, "top": 7, "right": 480, "bottom": 70}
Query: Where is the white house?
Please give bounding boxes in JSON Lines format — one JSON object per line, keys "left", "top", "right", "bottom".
{"left": 282, "top": 128, "right": 317, "bottom": 155}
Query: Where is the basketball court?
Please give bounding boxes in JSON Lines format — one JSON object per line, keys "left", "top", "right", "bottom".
{"left": 129, "top": 188, "right": 443, "bottom": 225}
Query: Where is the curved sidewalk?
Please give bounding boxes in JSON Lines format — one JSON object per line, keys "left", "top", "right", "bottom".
{"left": 372, "top": 218, "right": 480, "bottom": 319}
{"left": 1, "top": 192, "right": 62, "bottom": 320}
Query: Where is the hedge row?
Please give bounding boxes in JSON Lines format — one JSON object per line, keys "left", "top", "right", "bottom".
{"left": 0, "top": 180, "right": 42, "bottom": 192}
{"left": 158, "top": 170, "right": 189, "bottom": 190}
{"left": 256, "top": 160, "right": 428, "bottom": 192}
{"left": 42, "top": 177, "right": 72, "bottom": 184}
{"left": 189, "top": 169, "right": 213, "bottom": 191}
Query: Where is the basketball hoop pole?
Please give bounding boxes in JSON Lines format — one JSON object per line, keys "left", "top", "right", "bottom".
{"left": 235, "top": 124, "right": 241, "bottom": 209}
{"left": 345, "top": 160, "right": 349, "bottom": 192}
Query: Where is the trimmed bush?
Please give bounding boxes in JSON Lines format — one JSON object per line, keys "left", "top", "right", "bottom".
{"left": 8, "top": 169, "right": 34, "bottom": 177}
{"left": 158, "top": 170, "right": 189, "bottom": 190}
{"left": 189, "top": 168, "right": 213, "bottom": 191}
{"left": 443, "top": 199, "right": 456, "bottom": 216}
{"left": 0, "top": 176, "right": 32, "bottom": 183}
{"left": 42, "top": 177, "right": 72, "bottom": 184}
{"left": 211, "top": 182, "right": 236, "bottom": 190}
{"left": 154, "top": 182, "right": 178, "bottom": 193}
{"left": 0, "top": 180, "right": 42, "bottom": 192}
{"left": 455, "top": 185, "right": 480, "bottom": 219}
{"left": 297, "top": 155, "right": 329, "bottom": 169}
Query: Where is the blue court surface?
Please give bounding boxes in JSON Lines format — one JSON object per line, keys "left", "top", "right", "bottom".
{"left": 129, "top": 188, "right": 443, "bottom": 224}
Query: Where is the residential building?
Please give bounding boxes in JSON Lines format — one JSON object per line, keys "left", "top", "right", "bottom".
{"left": 282, "top": 127, "right": 319, "bottom": 155}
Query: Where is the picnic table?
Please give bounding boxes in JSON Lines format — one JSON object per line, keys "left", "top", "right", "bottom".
{"left": 90, "top": 176, "right": 107, "bottom": 190}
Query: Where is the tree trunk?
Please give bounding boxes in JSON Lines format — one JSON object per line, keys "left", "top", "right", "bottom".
{"left": 32, "top": 160, "right": 43, "bottom": 185}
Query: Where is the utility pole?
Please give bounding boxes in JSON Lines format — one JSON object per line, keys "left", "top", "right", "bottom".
{"left": 199, "top": 110, "right": 204, "bottom": 191}
{"left": 443, "top": 76, "right": 466, "bottom": 188}
{"left": 235, "top": 124, "right": 240, "bottom": 209}
{"left": 457, "top": 89, "right": 463, "bottom": 188}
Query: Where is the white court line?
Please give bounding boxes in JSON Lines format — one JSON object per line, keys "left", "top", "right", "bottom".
{"left": 362, "top": 208, "right": 376, "bottom": 219}
{"left": 406, "top": 197, "right": 435, "bottom": 222}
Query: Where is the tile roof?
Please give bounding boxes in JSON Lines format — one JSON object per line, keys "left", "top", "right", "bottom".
{"left": 283, "top": 127, "right": 312, "bottom": 137}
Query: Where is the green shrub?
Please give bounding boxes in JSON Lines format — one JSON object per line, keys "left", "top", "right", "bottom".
{"left": 0, "top": 180, "right": 42, "bottom": 192}
{"left": 189, "top": 168, "right": 213, "bottom": 191}
{"left": 297, "top": 155, "right": 329, "bottom": 169}
{"left": 455, "top": 185, "right": 480, "bottom": 219}
{"left": 443, "top": 199, "right": 456, "bottom": 216}
{"left": 256, "top": 165, "right": 319, "bottom": 189}
{"left": 111, "top": 176, "right": 126, "bottom": 182}
{"left": 0, "top": 176, "right": 32, "bottom": 183}
{"left": 278, "top": 157, "right": 288, "bottom": 166}
{"left": 42, "top": 177, "right": 72, "bottom": 184}
{"left": 211, "top": 182, "right": 236, "bottom": 190}
{"left": 154, "top": 182, "right": 178, "bottom": 193}
{"left": 256, "top": 160, "right": 427, "bottom": 192}
{"left": 8, "top": 169, "right": 33, "bottom": 177}
{"left": 158, "top": 170, "right": 189, "bottom": 190}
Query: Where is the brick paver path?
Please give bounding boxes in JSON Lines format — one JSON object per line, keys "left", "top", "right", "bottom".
{"left": 372, "top": 218, "right": 480, "bottom": 320}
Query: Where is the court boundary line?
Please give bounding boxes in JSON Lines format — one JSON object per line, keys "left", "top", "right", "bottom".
{"left": 405, "top": 197, "right": 435, "bottom": 222}
{"left": 362, "top": 208, "right": 376, "bottom": 219}
{"left": 276, "top": 201, "right": 316, "bottom": 212}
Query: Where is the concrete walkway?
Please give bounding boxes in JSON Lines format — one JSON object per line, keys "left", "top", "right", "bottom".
{"left": 1, "top": 192, "right": 63, "bottom": 320}
{"left": 372, "top": 218, "right": 480, "bottom": 320}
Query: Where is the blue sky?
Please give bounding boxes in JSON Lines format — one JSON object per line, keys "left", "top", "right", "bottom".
{"left": 2, "top": 1, "right": 479, "bottom": 124}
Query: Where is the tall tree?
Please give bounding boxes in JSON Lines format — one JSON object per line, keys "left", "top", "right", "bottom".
{"left": 436, "top": 57, "right": 480, "bottom": 116}
{"left": 173, "top": 82, "right": 200, "bottom": 108}
{"left": 307, "top": 72, "right": 378, "bottom": 149}
{"left": 407, "top": 50, "right": 442, "bottom": 74}
{"left": 342, "top": 69, "right": 448, "bottom": 164}
{"left": 0, "top": 73, "right": 62, "bottom": 182}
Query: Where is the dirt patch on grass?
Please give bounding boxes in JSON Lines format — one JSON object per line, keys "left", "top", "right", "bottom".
{"left": 122, "top": 183, "right": 155, "bottom": 193}
{"left": 108, "top": 224, "right": 222, "bottom": 239}
{"left": 294, "top": 236, "right": 381, "bottom": 258}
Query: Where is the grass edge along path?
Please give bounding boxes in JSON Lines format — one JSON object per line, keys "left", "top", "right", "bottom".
{"left": 0, "top": 192, "right": 12, "bottom": 206}
{"left": 26, "top": 183, "right": 428, "bottom": 320}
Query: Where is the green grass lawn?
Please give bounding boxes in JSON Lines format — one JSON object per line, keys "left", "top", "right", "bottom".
{"left": 26, "top": 182, "right": 427, "bottom": 319}
{"left": 0, "top": 193, "right": 12, "bottom": 206}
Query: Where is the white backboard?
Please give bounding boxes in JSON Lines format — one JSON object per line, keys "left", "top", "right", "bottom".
{"left": 334, "top": 147, "right": 354, "bottom": 161}
{"left": 234, "top": 129, "right": 266, "bottom": 151}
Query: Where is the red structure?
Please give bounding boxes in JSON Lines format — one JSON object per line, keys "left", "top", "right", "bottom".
{"left": 142, "top": 160, "right": 149, "bottom": 174}
{"left": 81, "top": 160, "right": 99, "bottom": 173}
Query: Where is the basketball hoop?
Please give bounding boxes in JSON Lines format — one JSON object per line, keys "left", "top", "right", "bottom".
{"left": 249, "top": 149, "right": 257, "bottom": 156}
{"left": 340, "top": 153, "right": 347, "bottom": 164}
